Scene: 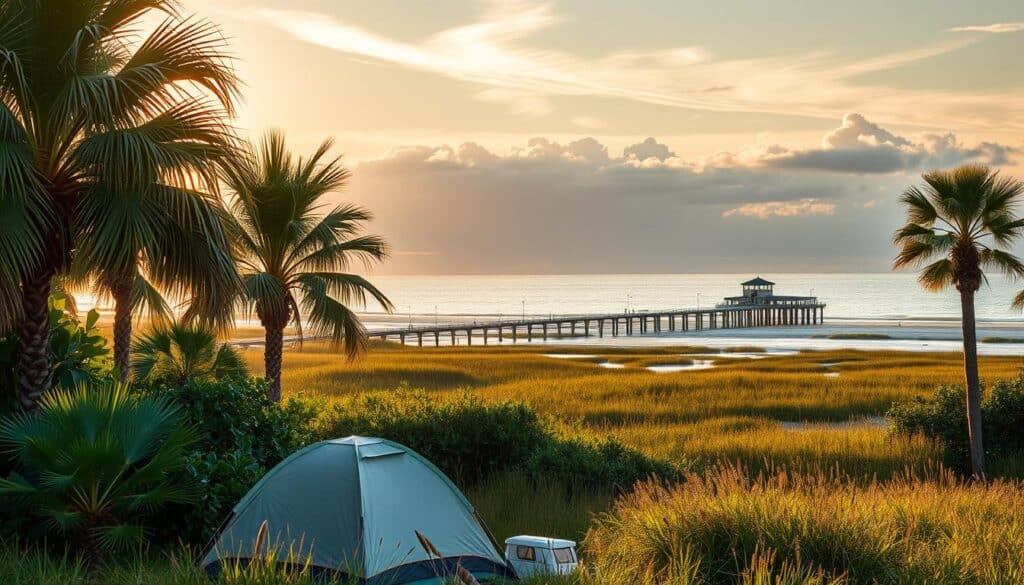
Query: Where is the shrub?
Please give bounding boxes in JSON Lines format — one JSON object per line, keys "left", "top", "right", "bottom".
{"left": 0, "top": 293, "right": 111, "bottom": 408}
{"left": 888, "top": 370, "right": 1024, "bottom": 471}
{"left": 314, "top": 389, "right": 549, "bottom": 484}
{"left": 524, "top": 435, "right": 679, "bottom": 490}
{"left": 314, "top": 388, "right": 681, "bottom": 490}
{"left": 0, "top": 382, "right": 197, "bottom": 567}
{"left": 142, "top": 378, "right": 316, "bottom": 545}
{"left": 132, "top": 322, "right": 248, "bottom": 385}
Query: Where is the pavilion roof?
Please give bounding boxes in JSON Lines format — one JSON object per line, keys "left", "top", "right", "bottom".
{"left": 741, "top": 276, "right": 775, "bottom": 286}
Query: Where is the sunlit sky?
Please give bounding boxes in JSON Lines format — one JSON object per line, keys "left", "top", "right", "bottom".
{"left": 188, "top": 0, "right": 1024, "bottom": 274}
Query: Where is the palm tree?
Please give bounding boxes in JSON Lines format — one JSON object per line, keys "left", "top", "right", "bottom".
{"left": 222, "top": 131, "right": 393, "bottom": 401}
{"left": 0, "top": 381, "right": 198, "bottom": 568}
{"left": 131, "top": 321, "right": 248, "bottom": 385}
{"left": 894, "top": 164, "right": 1024, "bottom": 479}
{"left": 0, "top": 0, "right": 239, "bottom": 409}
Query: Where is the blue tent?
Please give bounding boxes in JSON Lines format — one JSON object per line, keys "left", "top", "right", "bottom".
{"left": 203, "top": 436, "right": 515, "bottom": 583}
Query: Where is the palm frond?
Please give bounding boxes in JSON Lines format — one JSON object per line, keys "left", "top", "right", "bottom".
{"left": 297, "top": 284, "right": 367, "bottom": 360}
{"left": 898, "top": 186, "right": 939, "bottom": 228}
{"left": 980, "top": 249, "right": 1024, "bottom": 281}
{"left": 917, "top": 259, "right": 954, "bottom": 292}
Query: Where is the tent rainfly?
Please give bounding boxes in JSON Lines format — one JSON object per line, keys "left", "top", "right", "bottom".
{"left": 202, "top": 436, "right": 516, "bottom": 584}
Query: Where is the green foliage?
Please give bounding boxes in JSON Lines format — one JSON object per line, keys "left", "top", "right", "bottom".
{"left": 0, "top": 382, "right": 197, "bottom": 559}
{"left": 314, "top": 389, "right": 681, "bottom": 490}
{"left": 0, "top": 541, "right": 359, "bottom": 584}
{"left": 46, "top": 294, "right": 113, "bottom": 388}
{"left": 314, "top": 389, "right": 547, "bottom": 484}
{"left": 0, "top": 0, "right": 241, "bottom": 334}
{"left": 525, "top": 434, "right": 678, "bottom": 490}
{"left": 888, "top": 371, "right": 1024, "bottom": 470}
{"left": 132, "top": 322, "right": 248, "bottom": 385}
{"left": 0, "top": 294, "right": 111, "bottom": 405}
{"left": 143, "top": 378, "right": 316, "bottom": 544}
{"left": 223, "top": 130, "right": 393, "bottom": 358}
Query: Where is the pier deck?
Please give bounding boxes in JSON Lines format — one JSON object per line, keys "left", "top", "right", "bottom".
{"left": 364, "top": 300, "right": 826, "bottom": 346}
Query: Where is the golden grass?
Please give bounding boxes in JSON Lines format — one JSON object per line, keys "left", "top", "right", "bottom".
{"left": 584, "top": 465, "right": 1024, "bottom": 584}
{"left": 248, "top": 341, "right": 1023, "bottom": 479}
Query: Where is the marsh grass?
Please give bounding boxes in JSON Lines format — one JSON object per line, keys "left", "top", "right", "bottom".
{"left": 981, "top": 336, "right": 1024, "bottom": 344}
{"left": 247, "top": 343, "right": 1021, "bottom": 479}
{"left": 467, "top": 473, "right": 615, "bottom": 543}
{"left": 583, "top": 465, "right": 1024, "bottom": 584}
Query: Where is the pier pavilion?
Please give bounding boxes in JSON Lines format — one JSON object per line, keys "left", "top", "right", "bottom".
{"left": 719, "top": 277, "right": 819, "bottom": 309}
{"left": 355, "top": 277, "right": 825, "bottom": 346}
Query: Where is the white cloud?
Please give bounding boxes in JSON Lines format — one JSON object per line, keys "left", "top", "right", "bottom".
{"left": 823, "top": 113, "right": 913, "bottom": 149}
{"left": 250, "top": 3, "right": 1023, "bottom": 133}
{"left": 723, "top": 199, "right": 836, "bottom": 219}
{"left": 948, "top": 23, "right": 1024, "bottom": 34}
{"left": 748, "top": 113, "right": 1016, "bottom": 174}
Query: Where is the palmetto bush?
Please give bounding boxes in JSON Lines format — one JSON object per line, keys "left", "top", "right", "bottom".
{"left": 131, "top": 322, "right": 248, "bottom": 385}
{"left": 0, "top": 382, "right": 198, "bottom": 566}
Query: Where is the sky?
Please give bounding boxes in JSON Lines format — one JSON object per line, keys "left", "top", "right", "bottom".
{"left": 187, "top": 0, "right": 1024, "bottom": 274}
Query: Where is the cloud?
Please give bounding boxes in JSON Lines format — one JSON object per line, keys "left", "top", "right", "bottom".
{"left": 723, "top": 199, "right": 836, "bottom": 219}
{"left": 343, "top": 116, "right": 1018, "bottom": 273}
{"left": 751, "top": 113, "right": 1016, "bottom": 174}
{"left": 624, "top": 137, "right": 676, "bottom": 162}
{"left": 249, "top": 2, "right": 1023, "bottom": 133}
{"left": 349, "top": 135, "right": 902, "bottom": 273}
{"left": 949, "top": 23, "right": 1024, "bottom": 34}
{"left": 823, "top": 113, "right": 913, "bottom": 149}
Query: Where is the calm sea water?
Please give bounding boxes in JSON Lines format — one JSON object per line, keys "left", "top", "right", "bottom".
{"left": 363, "top": 273, "right": 1024, "bottom": 322}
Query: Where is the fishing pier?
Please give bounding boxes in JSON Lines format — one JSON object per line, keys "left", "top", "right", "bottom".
{"left": 367, "top": 277, "right": 825, "bottom": 347}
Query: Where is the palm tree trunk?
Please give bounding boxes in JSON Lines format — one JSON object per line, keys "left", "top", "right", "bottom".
{"left": 111, "top": 277, "right": 133, "bottom": 382}
{"left": 16, "top": 270, "right": 54, "bottom": 410}
{"left": 112, "top": 276, "right": 134, "bottom": 383}
{"left": 959, "top": 288, "right": 985, "bottom": 479}
{"left": 265, "top": 324, "right": 284, "bottom": 402}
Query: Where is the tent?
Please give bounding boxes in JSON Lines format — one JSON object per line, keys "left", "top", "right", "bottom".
{"left": 202, "top": 436, "right": 516, "bottom": 584}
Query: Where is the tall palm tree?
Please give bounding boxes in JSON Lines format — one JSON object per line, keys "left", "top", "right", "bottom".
{"left": 223, "top": 131, "right": 393, "bottom": 401}
{"left": 0, "top": 0, "right": 239, "bottom": 408}
{"left": 894, "top": 164, "right": 1024, "bottom": 479}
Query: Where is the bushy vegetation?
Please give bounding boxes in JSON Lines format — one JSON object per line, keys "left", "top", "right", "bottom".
{"left": 132, "top": 322, "right": 249, "bottom": 386}
{"left": 0, "top": 294, "right": 110, "bottom": 410}
{"left": 0, "top": 383, "right": 196, "bottom": 566}
{"left": 314, "top": 389, "right": 680, "bottom": 490}
{"left": 582, "top": 466, "right": 1024, "bottom": 585}
{"left": 0, "top": 541, "right": 360, "bottom": 584}
{"left": 888, "top": 370, "right": 1024, "bottom": 471}
{"left": 143, "top": 378, "right": 317, "bottom": 545}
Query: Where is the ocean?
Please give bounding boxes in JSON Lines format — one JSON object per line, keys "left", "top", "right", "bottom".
{"left": 362, "top": 273, "right": 1024, "bottom": 322}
